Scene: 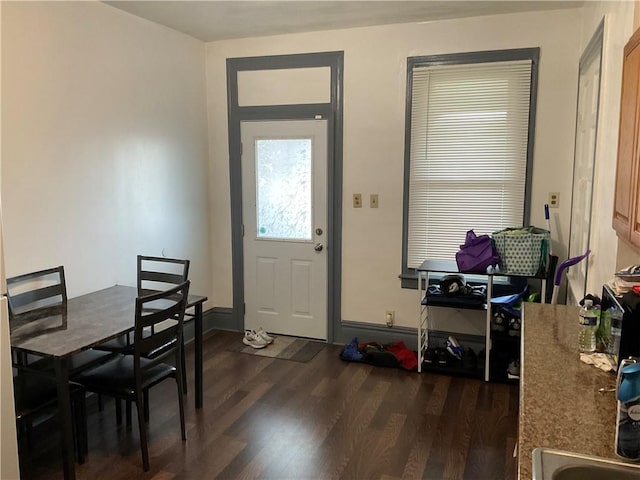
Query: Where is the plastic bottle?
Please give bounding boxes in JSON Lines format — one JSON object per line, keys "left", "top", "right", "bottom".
{"left": 578, "top": 299, "right": 598, "bottom": 353}
{"left": 616, "top": 361, "right": 640, "bottom": 460}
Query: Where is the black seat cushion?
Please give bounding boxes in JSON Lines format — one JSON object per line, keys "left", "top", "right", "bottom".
{"left": 74, "top": 355, "right": 176, "bottom": 397}
{"left": 13, "top": 373, "right": 84, "bottom": 420}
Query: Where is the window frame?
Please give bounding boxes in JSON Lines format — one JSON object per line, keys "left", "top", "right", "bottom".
{"left": 400, "top": 48, "right": 540, "bottom": 289}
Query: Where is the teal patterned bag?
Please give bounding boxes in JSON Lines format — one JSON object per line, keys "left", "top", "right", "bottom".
{"left": 491, "top": 227, "right": 550, "bottom": 276}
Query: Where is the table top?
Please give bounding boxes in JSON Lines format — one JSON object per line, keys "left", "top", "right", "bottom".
{"left": 10, "top": 285, "right": 207, "bottom": 359}
{"left": 518, "top": 303, "right": 619, "bottom": 479}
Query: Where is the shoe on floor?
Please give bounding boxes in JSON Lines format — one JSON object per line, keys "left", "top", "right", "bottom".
{"left": 446, "top": 336, "right": 464, "bottom": 360}
{"left": 462, "top": 348, "right": 477, "bottom": 370}
{"left": 436, "top": 348, "right": 448, "bottom": 366}
{"left": 508, "top": 317, "right": 521, "bottom": 337}
{"left": 256, "top": 327, "right": 274, "bottom": 344}
{"left": 340, "top": 337, "right": 363, "bottom": 361}
{"left": 423, "top": 347, "right": 437, "bottom": 364}
{"left": 507, "top": 359, "right": 520, "bottom": 378}
{"left": 243, "top": 330, "right": 269, "bottom": 349}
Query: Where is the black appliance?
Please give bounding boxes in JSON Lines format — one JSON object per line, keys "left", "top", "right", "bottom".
{"left": 601, "top": 284, "right": 640, "bottom": 367}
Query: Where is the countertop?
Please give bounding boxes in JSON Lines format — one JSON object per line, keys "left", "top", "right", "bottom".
{"left": 518, "top": 302, "right": 619, "bottom": 479}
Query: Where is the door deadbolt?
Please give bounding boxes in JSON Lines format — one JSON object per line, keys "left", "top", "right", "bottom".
{"left": 315, "top": 228, "right": 323, "bottom": 236}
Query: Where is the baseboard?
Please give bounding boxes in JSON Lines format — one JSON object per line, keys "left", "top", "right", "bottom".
{"left": 183, "top": 307, "right": 233, "bottom": 345}
{"left": 336, "top": 320, "right": 417, "bottom": 347}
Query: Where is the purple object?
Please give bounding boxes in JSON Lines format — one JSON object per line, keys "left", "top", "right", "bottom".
{"left": 550, "top": 249, "right": 591, "bottom": 304}
{"left": 455, "top": 230, "right": 500, "bottom": 273}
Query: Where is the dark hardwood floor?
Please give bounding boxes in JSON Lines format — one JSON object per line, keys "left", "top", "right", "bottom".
{"left": 20, "top": 330, "right": 518, "bottom": 480}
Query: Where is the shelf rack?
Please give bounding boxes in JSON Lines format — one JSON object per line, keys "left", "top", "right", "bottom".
{"left": 417, "top": 259, "right": 547, "bottom": 382}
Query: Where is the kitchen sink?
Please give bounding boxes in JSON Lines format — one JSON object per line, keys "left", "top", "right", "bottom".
{"left": 532, "top": 448, "right": 640, "bottom": 480}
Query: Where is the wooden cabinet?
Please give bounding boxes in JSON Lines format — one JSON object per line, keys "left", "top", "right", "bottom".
{"left": 614, "top": 28, "right": 640, "bottom": 247}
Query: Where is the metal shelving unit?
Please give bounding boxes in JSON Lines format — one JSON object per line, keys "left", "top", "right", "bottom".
{"left": 417, "top": 259, "right": 546, "bottom": 382}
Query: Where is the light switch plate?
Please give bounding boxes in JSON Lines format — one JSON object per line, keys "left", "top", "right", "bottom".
{"left": 370, "top": 194, "right": 379, "bottom": 208}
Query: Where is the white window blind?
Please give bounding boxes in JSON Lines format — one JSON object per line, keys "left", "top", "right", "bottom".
{"left": 407, "top": 60, "right": 532, "bottom": 268}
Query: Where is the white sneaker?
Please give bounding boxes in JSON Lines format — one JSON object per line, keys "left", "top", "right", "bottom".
{"left": 243, "top": 330, "right": 268, "bottom": 349}
{"left": 256, "top": 327, "right": 274, "bottom": 344}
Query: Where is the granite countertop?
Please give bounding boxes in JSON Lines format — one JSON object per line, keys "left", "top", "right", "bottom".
{"left": 518, "top": 302, "right": 619, "bottom": 479}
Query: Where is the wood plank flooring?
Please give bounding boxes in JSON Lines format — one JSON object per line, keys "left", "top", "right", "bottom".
{"left": 20, "top": 330, "right": 519, "bottom": 480}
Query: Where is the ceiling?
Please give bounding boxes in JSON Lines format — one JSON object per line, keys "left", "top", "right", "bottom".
{"left": 104, "top": 1, "right": 584, "bottom": 42}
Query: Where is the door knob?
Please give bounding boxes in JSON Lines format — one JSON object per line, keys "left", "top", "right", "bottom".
{"left": 314, "top": 243, "right": 324, "bottom": 252}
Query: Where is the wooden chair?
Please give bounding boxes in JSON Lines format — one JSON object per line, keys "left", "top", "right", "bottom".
{"left": 13, "top": 368, "right": 88, "bottom": 467}
{"left": 74, "top": 281, "right": 190, "bottom": 471}
{"left": 7, "top": 266, "right": 94, "bottom": 466}
{"left": 96, "top": 256, "right": 190, "bottom": 391}
{"left": 7, "top": 266, "right": 112, "bottom": 375}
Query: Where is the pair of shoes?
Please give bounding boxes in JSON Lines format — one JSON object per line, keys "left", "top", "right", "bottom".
{"left": 243, "top": 328, "right": 273, "bottom": 349}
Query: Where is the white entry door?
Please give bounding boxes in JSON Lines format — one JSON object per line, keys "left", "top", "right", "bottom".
{"left": 241, "top": 120, "right": 328, "bottom": 340}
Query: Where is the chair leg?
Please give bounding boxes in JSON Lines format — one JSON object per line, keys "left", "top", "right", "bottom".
{"left": 115, "top": 398, "right": 122, "bottom": 426}
{"left": 16, "top": 422, "right": 28, "bottom": 475}
{"left": 176, "top": 363, "right": 186, "bottom": 441}
{"left": 134, "top": 393, "right": 150, "bottom": 472}
{"left": 181, "top": 341, "right": 188, "bottom": 394}
{"left": 25, "top": 419, "right": 33, "bottom": 450}
{"left": 73, "top": 394, "right": 86, "bottom": 465}
{"left": 80, "top": 393, "right": 88, "bottom": 456}
{"left": 126, "top": 400, "right": 132, "bottom": 427}
{"left": 143, "top": 390, "right": 150, "bottom": 423}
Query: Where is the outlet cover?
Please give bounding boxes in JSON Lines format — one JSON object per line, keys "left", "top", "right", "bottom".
{"left": 353, "top": 193, "right": 362, "bottom": 208}
{"left": 549, "top": 192, "right": 560, "bottom": 208}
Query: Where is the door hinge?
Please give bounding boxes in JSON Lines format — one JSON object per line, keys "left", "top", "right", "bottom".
{"left": 243, "top": 303, "right": 246, "bottom": 315}
{"left": 240, "top": 142, "right": 243, "bottom": 156}
{"left": 242, "top": 224, "right": 245, "bottom": 237}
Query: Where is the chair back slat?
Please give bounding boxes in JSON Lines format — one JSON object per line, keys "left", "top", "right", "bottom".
{"left": 137, "top": 255, "right": 190, "bottom": 296}
{"left": 10, "top": 284, "right": 65, "bottom": 311}
{"left": 134, "top": 281, "right": 190, "bottom": 366}
{"left": 6, "top": 266, "right": 67, "bottom": 321}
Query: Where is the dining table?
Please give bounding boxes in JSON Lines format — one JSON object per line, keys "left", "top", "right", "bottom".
{"left": 9, "top": 284, "right": 208, "bottom": 480}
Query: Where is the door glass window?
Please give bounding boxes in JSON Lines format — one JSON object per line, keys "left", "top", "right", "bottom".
{"left": 256, "top": 138, "right": 312, "bottom": 240}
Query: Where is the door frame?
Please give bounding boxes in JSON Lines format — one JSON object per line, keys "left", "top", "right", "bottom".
{"left": 567, "top": 20, "right": 604, "bottom": 305}
{"left": 226, "top": 51, "right": 344, "bottom": 342}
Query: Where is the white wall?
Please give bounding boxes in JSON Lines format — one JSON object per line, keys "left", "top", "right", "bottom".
{"left": 0, "top": 2, "right": 20, "bottom": 476}
{"left": 1, "top": 2, "right": 212, "bottom": 301}
{"left": 576, "top": 2, "right": 634, "bottom": 297}
{"left": 206, "top": 9, "right": 583, "bottom": 328}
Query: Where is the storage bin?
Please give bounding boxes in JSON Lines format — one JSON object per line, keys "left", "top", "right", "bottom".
{"left": 492, "top": 227, "right": 550, "bottom": 276}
